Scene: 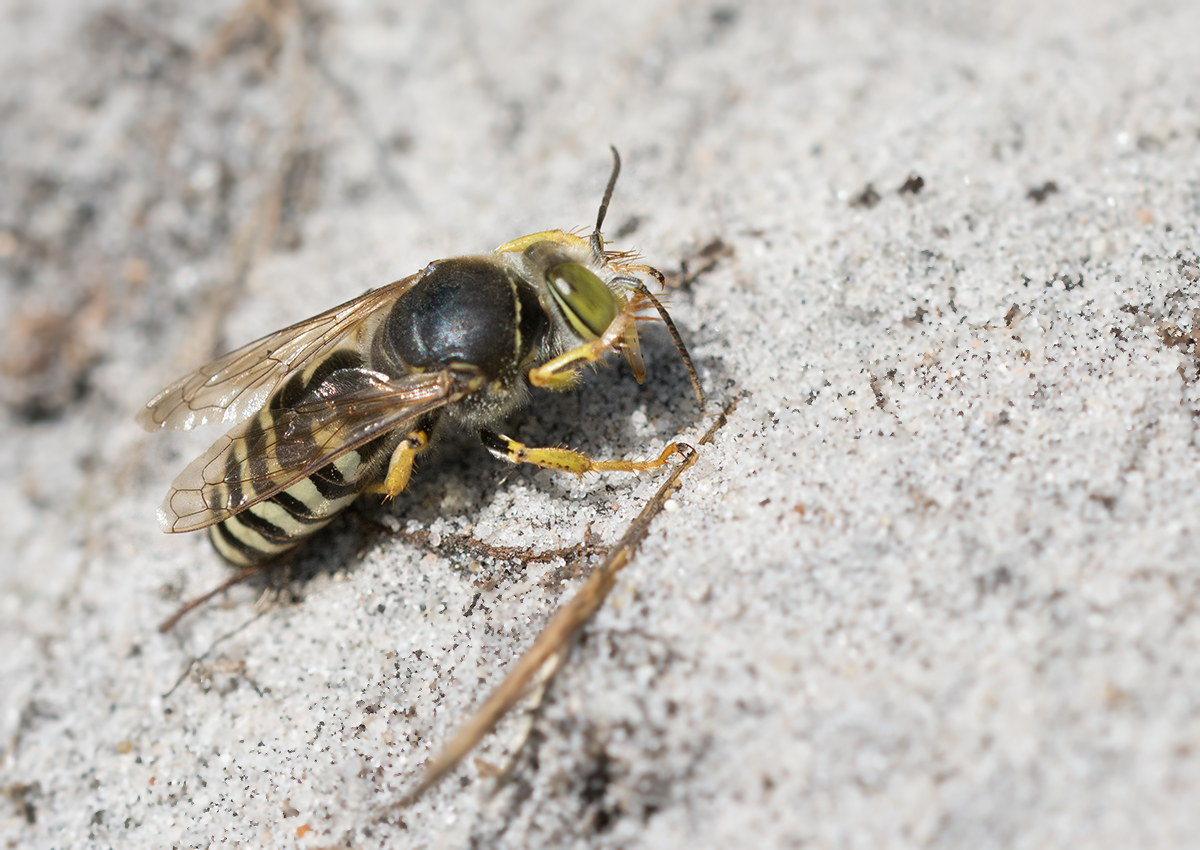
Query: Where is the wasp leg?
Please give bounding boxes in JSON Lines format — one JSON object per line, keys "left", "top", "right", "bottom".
{"left": 158, "top": 565, "right": 272, "bottom": 632}
{"left": 528, "top": 304, "right": 644, "bottom": 392}
{"left": 479, "top": 428, "right": 682, "bottom": 477}
{"left": 364, "top": 430, "right": 430, "bottom": 499}
{"left": 527, "top": 339, "right": 613, "bottom": 391}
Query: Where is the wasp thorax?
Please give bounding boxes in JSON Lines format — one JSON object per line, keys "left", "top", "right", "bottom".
{"left": 524, "top": 242, "right": 622, "bottom": 341}
{"left": 381, "top": 257, "right": 545, "bottom": 382}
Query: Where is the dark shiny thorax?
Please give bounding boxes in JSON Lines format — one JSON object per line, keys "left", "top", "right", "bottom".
{"left": 382, "top": 258, "right": 546, "bottom": 376}
{"left": 376, "top": 257, "right": 548, "bottom": 425}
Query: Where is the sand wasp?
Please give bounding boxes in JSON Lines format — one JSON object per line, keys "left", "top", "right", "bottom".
{"left": 139, "top": 150, "right": 705, "bottom": 566}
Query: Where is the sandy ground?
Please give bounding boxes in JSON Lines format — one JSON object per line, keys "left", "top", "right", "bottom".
{"left": 2, "top": 1, "right": 1199, "bottom": 847}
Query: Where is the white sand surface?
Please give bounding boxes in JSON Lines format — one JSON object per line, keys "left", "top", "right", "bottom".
{"left": 2, "top": 1, "right": 1199, "bottom": 847}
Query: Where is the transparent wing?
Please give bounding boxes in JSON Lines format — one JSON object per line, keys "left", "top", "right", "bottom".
{"left": 138, "top": 272, "right": 422, "bottom": 431}
{"left": 159, "top": 367, "right": 472, "bottom": 533}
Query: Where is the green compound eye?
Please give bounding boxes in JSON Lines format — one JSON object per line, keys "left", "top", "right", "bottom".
{"left": 546, "top": 262, "right": 620, "bottom": 339}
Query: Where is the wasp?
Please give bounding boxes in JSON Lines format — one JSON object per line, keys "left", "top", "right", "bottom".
{"left": 139, "top": 150, "right": 705, "bottom": 567}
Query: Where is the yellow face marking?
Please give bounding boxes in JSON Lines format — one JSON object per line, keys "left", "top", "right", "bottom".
{"left": 494, "top": 229, "right": 591, "bottom": 255}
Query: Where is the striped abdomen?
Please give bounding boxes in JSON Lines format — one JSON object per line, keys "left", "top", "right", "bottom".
{"left": 208, "top": 446, "right": 382, "bottom": 566}
{"left": 208, "top": 351, "right": 389, "bottom": 567}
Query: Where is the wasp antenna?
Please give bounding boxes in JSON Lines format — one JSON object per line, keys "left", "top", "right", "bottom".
{"left": 590, "top": 146, "right": 622, "bottom": 261}
{"left": 631, "top": 281, "right": 706, "bottom": 410}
